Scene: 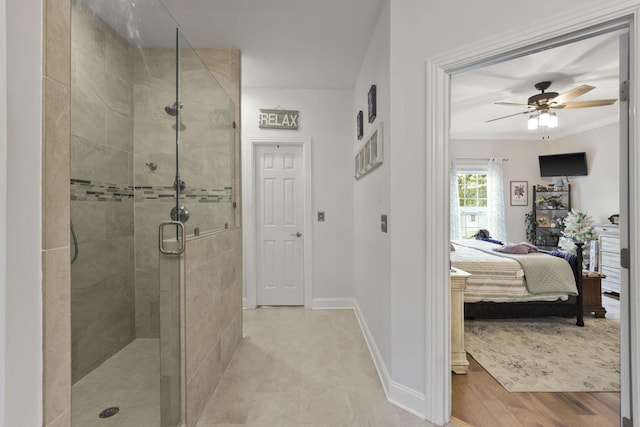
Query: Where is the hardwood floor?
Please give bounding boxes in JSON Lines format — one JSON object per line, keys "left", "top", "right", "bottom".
{"left": 452, "top": 356, "right": 620, "bottom": 427}
{"left": 453, "top": 294, "right": 622, "bottom": 426}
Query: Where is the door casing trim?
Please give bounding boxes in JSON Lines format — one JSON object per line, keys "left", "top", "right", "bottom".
{"left": 244, "top": 136, "right": 313, "bottom": 309}
{"left": 424, "top": 4, "right": 639, "bottom": 424}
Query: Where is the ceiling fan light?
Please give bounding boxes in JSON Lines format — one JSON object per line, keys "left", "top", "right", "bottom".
{"left": 548, "top": 113, "right": 558, "bottom": 128}
{"left": 527, "top": 115, "right": 538, "bottom": 130}
{"left": 538, "top": 111, "right": 550, "bottom": 126}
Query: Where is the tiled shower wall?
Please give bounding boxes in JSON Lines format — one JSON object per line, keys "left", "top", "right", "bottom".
{"left": 43, "top": 0, "right": 72, "bottom": 425}
{"left": 181, "top": 229, "right": 243, "bottom": 425}
{"left": 184, "top": 48, "right": 243, "bottom": 426}
{"left": 69, "top": 4, "right": 136, "bottom": 383}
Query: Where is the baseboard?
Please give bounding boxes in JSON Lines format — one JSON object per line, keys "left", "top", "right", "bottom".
{"left": 351, "top": 301, "right": 427, "bottom": 420}
{"left": 387, "top": 380, "right": 427, "bottom": 419}
{"left": 311, "top": 297, "right": 355, "bottom": 309}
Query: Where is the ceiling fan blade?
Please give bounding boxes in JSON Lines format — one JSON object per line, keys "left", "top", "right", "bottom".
{"left": 556, "top": 99, "right": 618, "bottom": 109}
{"left": 550, "top": 85, "right": 595, "bottom": 105}
{"left": 485, "top": 110, "right": 531, "bottom": 123}
{"left": 494, "top": 102, "right": 532, "bottom": 108}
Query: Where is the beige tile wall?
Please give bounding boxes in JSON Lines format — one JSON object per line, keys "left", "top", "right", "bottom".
{"left": 197, "top": 49, "right": 242, "bottom": 227}
{"left": 43, "top": 0, "right": 72, "bottom": 425}
{"left": 183, "top": 228, "right": 243, "bottom": 426}
{"left": 70, "top": 3, "right": 136, "bottom": 382}
{"left": 181, "top": 48, "right": 243, "bottom": 427}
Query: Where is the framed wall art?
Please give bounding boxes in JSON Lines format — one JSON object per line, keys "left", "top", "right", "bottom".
{"left": 354, "top": 121, "right": 384, "bottom": 180}
{"left": 510, "top": 180, "right": 528, "bottom": 206}
{"left": 356, "top": 110, "right": 363, "bottom": 140}
{"left": 368, "top": 84, "right": 377, "bottom": 123}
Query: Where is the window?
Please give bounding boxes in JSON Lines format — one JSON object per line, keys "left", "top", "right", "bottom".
{"left": 456, "top": 171, "right": 488, "bottom": 238}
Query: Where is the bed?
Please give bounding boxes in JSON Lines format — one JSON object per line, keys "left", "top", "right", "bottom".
{"left": 451, "top": 239, "right": 585, "bottom": 326}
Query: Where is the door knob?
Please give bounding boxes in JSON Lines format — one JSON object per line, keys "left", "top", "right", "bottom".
{"left": 291, "top": 232, "right": 302, "bottom": 237}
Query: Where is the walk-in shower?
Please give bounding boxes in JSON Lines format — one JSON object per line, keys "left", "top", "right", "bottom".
{"left": 70, "top": 0, "right": 238, "bottom": 426}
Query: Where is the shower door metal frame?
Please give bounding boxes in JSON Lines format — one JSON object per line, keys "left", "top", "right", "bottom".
{"left": 159, "top": 28, "right": 186, "bottom": 257}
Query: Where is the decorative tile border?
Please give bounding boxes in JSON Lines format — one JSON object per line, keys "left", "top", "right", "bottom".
{"left": 70, "top": 179, "right": 134, "bottom": 202}
{"left": 71, "top": 179, "right": 233, "bottom": 203}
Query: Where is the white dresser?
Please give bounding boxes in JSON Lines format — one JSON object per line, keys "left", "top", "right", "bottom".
{"left": 595, "top": 224, "right": 620, "bottom": 294}
{"left": 450, "top": 268, "right": 470, "bottom": 374}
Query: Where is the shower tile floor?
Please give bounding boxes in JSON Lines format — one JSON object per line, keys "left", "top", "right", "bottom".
{"left": 72, "top": 338, "right": 160, "bottom": 427}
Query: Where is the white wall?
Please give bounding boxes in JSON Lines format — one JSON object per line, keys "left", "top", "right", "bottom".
{"left": 353, "top": 0, "right": 391, "bottom": 373}
{"left": 389, "top": 0, "right": 618, "bottom": 420}
{"left": 4, "top": 0, "right": 43, "bottom": 425}
{"left": 242, "top": 88, "right": 354, "bottom": 304}
{"left": 451, "top": 123, "right": 619, "bottom": 243}
{"left": 552, "top": 123, "right": 620, "bottom": 224}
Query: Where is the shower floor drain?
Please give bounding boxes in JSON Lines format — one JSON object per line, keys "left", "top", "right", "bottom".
{"left": 98, "top": 407, "right": 120, "bottom": 419}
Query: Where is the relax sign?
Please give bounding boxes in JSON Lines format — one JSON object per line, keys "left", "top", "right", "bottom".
{"left": 258, "top": 109, "right": 299, "bottom": 130}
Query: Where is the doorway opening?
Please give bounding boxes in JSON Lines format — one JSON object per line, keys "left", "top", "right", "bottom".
{"left": 424, "top": 13, "right": 635, "bottom": 426}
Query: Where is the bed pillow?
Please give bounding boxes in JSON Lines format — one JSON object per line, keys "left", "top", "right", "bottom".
{"left": 493, "top": 242, "right": 539, "bottom": 254}
{"left": 517, "top": 242, "right": 539, "bottom": 252}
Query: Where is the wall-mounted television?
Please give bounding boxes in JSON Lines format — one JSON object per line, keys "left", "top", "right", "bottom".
{"left": 538, "top": 152, "right": 588, "bottom": 177}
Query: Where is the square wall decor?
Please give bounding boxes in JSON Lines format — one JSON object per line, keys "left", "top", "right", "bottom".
{"left": 355, "top": 122, "right": 383, "bottom": 180}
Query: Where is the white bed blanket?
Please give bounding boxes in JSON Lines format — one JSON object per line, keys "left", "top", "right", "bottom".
{"left": 451, "top": 240, "right": 572, "bottom": 303}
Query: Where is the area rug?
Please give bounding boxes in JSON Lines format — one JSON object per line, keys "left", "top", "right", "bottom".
{"left": 464, "top": 316, "right": 620, "bottom": 392}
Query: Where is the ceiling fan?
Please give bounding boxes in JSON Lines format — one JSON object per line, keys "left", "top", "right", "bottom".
{"left": 486, "top": 81, "right": 617, "bottom": 127}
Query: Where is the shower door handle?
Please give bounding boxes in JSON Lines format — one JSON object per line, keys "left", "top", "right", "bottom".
{"left": 159, "top": 221, "right": 186, "bottom": 255}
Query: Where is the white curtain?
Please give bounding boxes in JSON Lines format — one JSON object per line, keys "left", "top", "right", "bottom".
{"left": 487, "top": 158, "right": 506, "bottom": 242}
{"left": 450, "top": 159, "right": 460, "bottom": 239}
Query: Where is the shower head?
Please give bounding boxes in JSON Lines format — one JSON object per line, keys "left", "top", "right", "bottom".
{"left": 164, "top": 101, "right": 183, "bottom": 116}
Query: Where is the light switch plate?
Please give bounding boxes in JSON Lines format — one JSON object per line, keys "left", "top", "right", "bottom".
{"left": 381, "top": 214, "right": 388, "bottom": 233}
{"left": 318, "top": 211, "right": 325, "bottom": 222}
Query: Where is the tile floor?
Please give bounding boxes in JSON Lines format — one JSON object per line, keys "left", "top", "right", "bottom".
{"left": 196, "top": 307, "right": 445, "bottom": 427}
{"left": 71, "top": 338, "right": 160, "bottom": 427}
{"left": 70, "top": 299, "right": 621, "bottom": 427}
{"left": 70, "top": 309, "right": 452, "bottom": 427}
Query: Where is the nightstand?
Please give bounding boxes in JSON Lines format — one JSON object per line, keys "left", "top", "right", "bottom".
{"left": 582, "top": 270, "right": 607, "bottom": 318}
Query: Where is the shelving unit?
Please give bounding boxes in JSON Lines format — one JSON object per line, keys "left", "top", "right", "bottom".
{"left": 532, "top": 184, "right": 571, "bottom": 249}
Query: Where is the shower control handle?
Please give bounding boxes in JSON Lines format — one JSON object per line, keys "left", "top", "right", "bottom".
{"left": 170, "top": 205, "right": 189, "bottom": 223}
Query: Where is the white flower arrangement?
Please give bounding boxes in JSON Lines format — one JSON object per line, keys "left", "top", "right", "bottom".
{"left": 558, "top": 209, "right": 595, "bottom": 265}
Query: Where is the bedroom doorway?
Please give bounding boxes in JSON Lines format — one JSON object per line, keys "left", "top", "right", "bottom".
{"left": 447, "top": 19, "right": 632, "bottom": 427}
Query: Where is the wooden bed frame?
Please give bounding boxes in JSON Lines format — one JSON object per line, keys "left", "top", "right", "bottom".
{"left": 464, "top": 243, "right": 585, "bottom": 326}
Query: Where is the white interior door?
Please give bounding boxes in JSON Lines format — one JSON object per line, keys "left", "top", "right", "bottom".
{"left": 255, "top": 144, "right": 305, "bottom": 306}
